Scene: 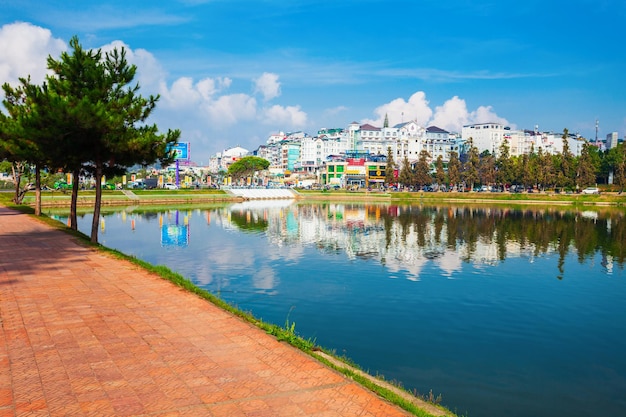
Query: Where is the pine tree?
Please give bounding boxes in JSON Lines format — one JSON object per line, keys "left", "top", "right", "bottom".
{"left": 398, "top": 156, "right": 413, "bottom": 189}
{"left": 496, "top": 139, "right": 513, "bottom": 189}
{"left": 415, "top": 150, "right": 432, "bottom": 188}
{"left": 558, "top": 128, "right": 575, "bottom": 190}
{"left": 385, "top": 146, "right": 396, "bottom": 186}
{"left": 462, "top": 140, "right": 480, "bottom": 191}
{"left": 448, "top": 151, "right": 461, "bottom": 190}
{"left": 46, "top": 36, "right": 180, "bottom": 243}
{"left": 577, "top": 143, "right": 597, "bottom": 187}
{"left": 434, "top": 155, "right": 446, "bottom": 189}
{"left": 479, "top": 152, "right": 496, "bottom": 187}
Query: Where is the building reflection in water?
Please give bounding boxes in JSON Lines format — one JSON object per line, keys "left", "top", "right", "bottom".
{"left": 216, "top": 202, "right": 625, "bottom": 280}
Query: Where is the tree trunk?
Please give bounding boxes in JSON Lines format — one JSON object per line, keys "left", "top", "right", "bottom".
{"left": 70, "top": 168, "right": 80, "bottom": 230}
{"left": 11, "top": 162, "right": 22, "bottom": 204}
{"left": 90, "top": 163, "right": 103, "bottom": 243}
{"left": 34, "top": 164, "right": 41, "bottom": 216}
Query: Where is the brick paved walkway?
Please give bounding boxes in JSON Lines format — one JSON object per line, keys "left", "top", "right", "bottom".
{"left": 0, "top": 205, "right": 412, "bottom": 417}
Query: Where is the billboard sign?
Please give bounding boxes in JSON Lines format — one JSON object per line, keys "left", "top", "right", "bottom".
{"left": 168, "top": 142, "right": 190, "bottom": 161}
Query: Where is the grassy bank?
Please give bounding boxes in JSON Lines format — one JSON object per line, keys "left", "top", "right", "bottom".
{"left": 17, "top": 188, "right": 239, "bottom": 207}
{"left": 299, "top": 189, "right": 626, "bottom": 206}
{"left": 5, "top": 187, "right": 626, "bottom": 208}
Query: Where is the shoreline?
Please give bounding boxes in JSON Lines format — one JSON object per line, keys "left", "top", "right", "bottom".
{"left": 18, "top": 189, "right": 626, "bottom": 208}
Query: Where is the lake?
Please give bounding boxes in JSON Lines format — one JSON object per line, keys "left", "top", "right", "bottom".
{"left": 49, "top": 201, "right": 626, "bottom": 417}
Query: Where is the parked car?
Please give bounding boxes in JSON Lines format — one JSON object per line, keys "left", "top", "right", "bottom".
{"left": 163, "top": 183, "right": 178, "bottom": 190}
{"left": 581, "top": 187, "right": 600, "bottom": 194}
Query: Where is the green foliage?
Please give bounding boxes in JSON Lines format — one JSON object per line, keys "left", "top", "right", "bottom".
{"left": 385, "top": 146, "right": 396, "bottom": 185}
{"left": 0, "top": 160, "right": 12, "bottom": 173}
{"left": 434, "top": 155, "right": 446, "bottom": 187}
{"left": 447, "top": 152, "right": 461, "bottom": 189}
{"left": 415, "top": 150, "right": 432, "bottom": 187}
{"left": 478, "top": 153, "right": 496, "bottom": 185}
{"left": 229, "top": 210, "right": 269, "bottom": 233}
{"left": 398, "top": 156, "right": 413, "bottom": 187}
{"left": 227, "top": 156, "right": 270, "bottom": 180}
{"left": 45, "top": 36, "right": 180, "bottom": 242}
{"left": 462, "top": 140, "right": 480, "bottom": 190}
{"left": 496, "top": 140, "right": 513, "bottom": 186}
{"left": 577, "top": 143, "right": 598, "bottom": 188}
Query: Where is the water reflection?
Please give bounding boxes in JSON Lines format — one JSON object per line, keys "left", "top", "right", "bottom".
{"left": 214, "top": 202, "right": 624, "bottom": 280}
{"left": 160, "top": 210, "right": 190, "bottom": 247}
{"left": 59, "top": 203, "right": 625, "bottom": 281}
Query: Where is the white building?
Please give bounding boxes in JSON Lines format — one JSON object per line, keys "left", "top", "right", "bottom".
{"left": 267, "top": 132, "right": 287, "bottom": 145}
{"left": 255, "top": 145, "right": 280, "bottom": 167}
{"left": 540, "top": 132, "right": 585, "bottom": 157}
{"left": 208, "top": 146, "right": 250, "bottom": 172}
{"left": 422, "top": 126, "right": 460, "bottom": 162}
{"left": 357, "top": 123, "right": 387, "bottom": 155}
{"left": 503, "top": 129, "right": 537, "bottom": 156}
{"left": 397, "top": 121, "right": 424, "bottom": 160}
{"left": 348, "top": 121, "right": 426, "bottom": 160}
{"left": 300, "top": 136, "right": 347, "bottom": 171}
{"left": 606, "top": 132, "right": 619, "bottom": 150}
{"left": 462, "top": 123, "right": 506, "bottom": 156}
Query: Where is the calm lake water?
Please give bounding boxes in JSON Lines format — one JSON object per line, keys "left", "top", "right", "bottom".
{"left": 50, "top": 201, "right": 626, "bottom": 417}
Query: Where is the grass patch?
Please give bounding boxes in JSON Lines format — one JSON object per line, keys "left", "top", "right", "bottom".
{"left": 390, "top": 190, "right": 626, "bottom": 206}
{"left": 132, "top": 189, "right": 227, "bottom": 196}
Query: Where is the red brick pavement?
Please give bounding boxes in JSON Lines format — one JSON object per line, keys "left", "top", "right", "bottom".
{"left": 0, "top": 205, "right": 412, "bottom": 417}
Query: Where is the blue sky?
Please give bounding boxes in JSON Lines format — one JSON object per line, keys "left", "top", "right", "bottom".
{"left": 1, "top": 0, "right": 624, "bottom": 164}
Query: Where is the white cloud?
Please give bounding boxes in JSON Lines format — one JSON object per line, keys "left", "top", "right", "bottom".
{"left": 206, "top": 93, "right": 258, "bottom": 126}
{"left": 323, "top": 105, "right": 349, "bottom": 117}
{"left": 364, "top": 91, "right": 510, "bottom": 133}
{"left": 159, "top": 77, "right": 203, "bottom": 108}
{"left": 362, "top": 91, "right": 433, "bottom": 127}
{"left": 429, "top": 96, "right": 471, "bottom": 132}
{"left": 254, "top": 72, "right": 281, "bottom": 101}
{"left": 196, "top": 77, "right": 232, "bottom": 100}
{"left": 262, "top": 104, "right": 307, "bottom": 127}
{"left": 0, "top": 22, "right": 65, "bottom": 86}
{"left": 470, "top": 105, "right": 510, "bottom": 126}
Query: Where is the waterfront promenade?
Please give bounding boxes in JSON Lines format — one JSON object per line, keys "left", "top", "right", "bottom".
{"left": 0, "top": 204, "right": 413, "bottom": 417}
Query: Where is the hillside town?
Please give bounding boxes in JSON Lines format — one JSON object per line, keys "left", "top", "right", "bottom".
{"left": 204, "top": 119, "right": 623, "bottom": 189}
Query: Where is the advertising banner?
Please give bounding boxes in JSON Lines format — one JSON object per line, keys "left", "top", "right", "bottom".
{"left": 168, "top": 142, "right": 190, "bottom": 161}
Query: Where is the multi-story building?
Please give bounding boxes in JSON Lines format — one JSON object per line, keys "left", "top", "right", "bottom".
{"left": 321, "top": 160, "right": 347, "bottom": 186}
{"left": 299, "top": 135, "right": 347, "bottom": 174}
{"left": 267, "top": 132, "right": 287, "bottom": 145}
{"left": 356, "top": 123, "right": 385, "bottom": 155}
{"left": 462, "top": 123, "right": 506, "bottom": 156}
{"left": 281, "top": 141, "right": 301, "bottom": 172}
{"left": 397, "top": 121, "right": 424, "bottom": 160}
{"left": 538, "top": 132, "right": 585, "bottom": 157}
{"left": 606, "top": 132, "right": 619, "bottom": 150}
{"left": 503, "top": 129, "right": 535, "bottom": 156}
{"left": 421, "top": 126, "right": 460, "bottom": 162}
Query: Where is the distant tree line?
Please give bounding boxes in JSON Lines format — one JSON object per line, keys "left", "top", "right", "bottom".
{"left": 0, "top": 36, "right": 180, "bottom": 243}
{"left": 391, "top": 128, "right": 626, "bottom": 192}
